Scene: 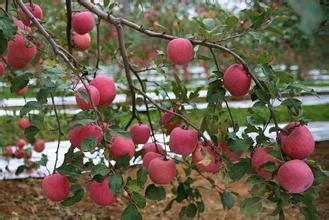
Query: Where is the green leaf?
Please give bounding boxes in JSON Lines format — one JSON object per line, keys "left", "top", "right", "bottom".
{"left": 11, "top": 73, "right": 31, "bottom": 93}
{"left": 131, "top": 192, "right": 146, "bottom": 209}
{"left": 0, "top": 16, "right": 17, "bottom": 40}
{"left": 196, "top": 201, "right": 205, "bottom": 213}
{"left": 220, "top": 191, "right": 234, "bottom": 209}
{"left": 61, "top": 184, "right": 84, "bottom": 206}
{"left": 56, "top": 164, "right": 82, "bottom": 180}
{"left": 227, "top": 137, "right": 253, "bottom": 152}
{"left": 80, "top": 137, "right": 98, "bottom": 152}
{"left": 91, "top": 163, "right": 109, "bottom": 178}
{"left": 15, "top": 165, "right": 25, "bottom": 175}
{"left": 145, "top": 184, "right": 166, "bottom": 201}
{"left": 109, "top": 174, "right": 123, "bottom": 196}
{"left": 121, "top": 204, "right": 142, "bottom": 220}
{"left": 126, "top": 179, "right": 142, "bottom": 192}
{"left": 115, "top": 154, "right": 130, "bottom": 168}
{"left": 34, "top": 154, "right": 48, "bottom": 167}
{"left": 228, "top": 161, "right": 250, "bottom": 181}
{"left": 137, "top": 167, "right": 148, "bottom": 187}
{"left": 20, "top": 101, "right": 42, "bottom": 117}
{"left": 240, "top": 197, "right": 263, "bottom": 215}
{"left": 0, "top": 31, "right": 7, "bottom": 56}
{"left": 186, "top": 203, "right": 197, "bottom": 218}
{"left": 24, "top": 126, "right": 39, "bottom": 143}
{"left": 225, "top": 16, "right": 239, "bottom": 26}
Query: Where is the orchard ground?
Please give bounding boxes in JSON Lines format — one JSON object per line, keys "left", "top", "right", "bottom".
{"left": 0, "top": 141, "right": 328, "bottom": 219}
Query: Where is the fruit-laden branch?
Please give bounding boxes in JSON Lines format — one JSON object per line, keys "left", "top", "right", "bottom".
{"left": 77, "top": 0, "right": 281, "bottom": 138}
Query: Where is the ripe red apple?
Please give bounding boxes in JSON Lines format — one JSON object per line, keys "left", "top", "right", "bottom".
{"left": 143, "top": 152, "right": 163, "bottom": 169}
{"left": 7, "top": 34, "right": 36, "bottom": 69}
{"left": 148, "top": 158, "right": 176, "bottom": 184}
{"left": 33, "top": 139, "right": 45, "bottom": 153}
{"left": 142, "top": 142, "right": 164, "bottom": 156}
{"left": 3, "top": 146, "right": 13, "bottom": 157}
{"left": 130, "top": 123, "right": 151, "bottom": 145}
{"left": 75, "top": 85, "right": 100, "bottom": 110}
{"left": 72, "top": 33, "right": 91, "bottom": 51}
{"left": 69, "top": 124, "right": 102, "bottom": 148}
{"left": 277, "top": 159, "right": 314, "bottom": 194}
{"left": 42, "top": 173, "right": 70, "bottom": 202}
{"left": 90, "top": 76, "right": 117, "bottom": 106}
{"left": 223, "top": 64, "right": 251, "bottom": 97}
{"left": 0, "top": 62, "right": 5, "bottom": 77}
{"left": 19, "top": 117, "right": 31, "bottom": 130}
{"left": 169, "top": 127, "right": 198, "bottom": 156}
{"left": 160, "top": 112, "right": 181, "bottom": 132}
{"left": 72, "top": 11, "right": 95, "bottom": 34}
{"left": 16, "top": 87, "right": 28, "bottom": 96}
{"left": 18, "top": 3, "right": 43, "bottom": 26}
{"left": 167, "top": 38, "right": 193, "bottom": 65}
{"left": 251, "top": 146, "right": 278, "bottom": 180}
{"left": 110, "top": 136, "right": 135, "bottom": 160}
{"left": 89, "top": 177, "right": 117, "bottom": 206}
{"left": 16, "top": 138, "right": 27, "bottom": 149}
{"left": 220, "top": 143, "right": 242, "bottom": 161}
{"left": 192, "top": 142, "right": 222, "bottom": 173}
{"left": 15, "top": 20, "right": 31, "bottom": 32}
{"left": 279, "top": 123, "right": 315, "bottom": 159}
{"left": 14, "top": 149, "right": 24, "bottom": 159}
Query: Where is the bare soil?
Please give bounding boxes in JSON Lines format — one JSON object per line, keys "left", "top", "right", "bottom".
{"left": 0, "top": 142, "right": 328, "bottom": 219}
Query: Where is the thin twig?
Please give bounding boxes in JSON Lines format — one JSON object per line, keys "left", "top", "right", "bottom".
{"left": 65, "top": 0, "right": 72, "bottom": 54}
{"left": 51, "top": 93, "right": 62, "bottom": 173}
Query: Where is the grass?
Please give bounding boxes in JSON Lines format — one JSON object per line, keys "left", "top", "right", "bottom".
{"left": 0, "top": 104, "right": 328, "bottom": 147}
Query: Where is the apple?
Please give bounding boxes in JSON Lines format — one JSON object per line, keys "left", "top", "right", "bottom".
{"left": 192, "top": 142, "right": 222, "bottom": 173}
{"left": 142, "top": 142, "right": 164, "bottom": 156}
{"left": 14, "top": 149, "right": 24, "bottom": 159}
{"left": 148, "top": 158, "right": 176, "bottom": 184}
{"left": 251, "top": 146, "right": 278, "bottom": 180}
{"left": 33, "top": 139, "right": 45, "bottom": 153}
{"left": 75, "top": 85, "right": 100, "bottom": 110}
{"left": 89, "top": 177, "right": 117, "bottom": 206}
{"left": 143, "top": 152, "right": 163, "bottom": 169}
{"left": 90, "top": 76, "right": 117, "bottom": 106}
{"left": 16, "top": 138, "right": 27, "bottom": 149}
{"left": 18, "top": 3, "right": 43, "bottom": 26}
{"left": 15, "top": 20, "right": 31, "bottom": 32}
{"left": 169, "top": 127, "right": 198, "bottom": 156}
{"left": 16, "top": 87, "right": 28, "bottom": 96}
{"left": 68, "top": 124, "right": 102, "bottom": 148}
{"left": 103, "top": 122, "right": 110, "bottom": 131}
{"left": 19, "top": 117, "right": 31, "bottom": 130}
{"left": 130, "top": 123, "right": 151, "bottom": 145}
{"left": 0, "top": 61, "right": 5, "bottom": 76}
{"left": 223, "top": 64, "right": 251, "bottom": 97}
{"left": 3, "top": 146, "right": 13, "bottom": 157}
{"left": 167, "top": 38, "right": 193, "bottom": 65}
{"left": 279, "top": 123, "right": 315, "bottom": 159}
{"left": 277, "top": 159, "right": 314, "bottom": 194}
{"left": 42, "top": 173, "right": 70, "bottom": 202}
{"left": 110, "top": 136, "right": 135, "bottom": 160}
{"left": 220, "top": 143, "right": 242, "bottom": 161}
{"left": 72, "top": 11, "right": 95, "bottom": 34}
{"left": 72, "top": 33, "right": 91, "bottom": 51}
{"left": 7, "top": 34, "right": 36, "bottom": 69}
{"left": 160, "top": 112, "right": 181, "bottom": 132}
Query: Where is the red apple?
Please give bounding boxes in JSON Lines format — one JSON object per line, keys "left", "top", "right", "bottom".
{"left": 142, "top": 142, "right": 164, "bottom": 156}
{"left": 33, "top": 139, "right": 45, "bottom": 153}
{"left": 90, "top": 76, "right": 117, "bottom": 106}
{"left": 75, "top": 85, "right": 100, "bottom": 110}
{"left": 3, "top": 146, "right": 13, "bottom": 157}
{"left": 14, "top": 149, "right": 24, "bottom": 159}
{"left": 42, "top": 173, "right": 70, "bottom": 202}
{"left": 16, "top": 87, "right": 28, "bottom": 96}
{"left": 89, "top": 177, "right": 117, "bottom": 206}
{"left": 143, "top": 152, "right": 163, "bottom": 169}
{"left": 130, "top": 123, "right": 151, "bottom": 145}
{"left": 15, "top": 20, "right": 31, "bottom": 32}
{"left": 110, "top": 136, "right": 135, "bottom": 160}
{"left": 169, "top": 127, "right": 198, "bottom": 156}
{"left": 160, "top": 112, "right": 181, "bottom": 132}
{"left": 68, "top": 124, "right": 102, "bottom": 148}
{"left": 19, "top": 117, "right": 31, "bottom": 130}
{"left": 279, "top": 123, "right": 315, "bottom": 159}
{"left": 251, "top": 146, "right": 278, "bottom": 180}
{"left": 192, "top": 142, "right": 222, "bottom": 173}
{"left": 16, "top": 138, "right": 27, "bottom": 149}
{"left": 167, "top": 38, "right": 193, "bottom": 65}
{"left": 277, "top": 159, "right": 314, "bottom": 194}
{"left": 223, "top": 64, "right": 251, "bottom": 97}
{"left": 18, "top": 3, "right": 43, "bottom": 26}
{"left": 148, "top": 158, "right": 176, "bottom": 184}
{"left": 72, "top": 11, "right": 95, "bottom": 34}
{"left": 7, "top": 34, "right": 36, "bottom": 69}
{"left": 72, "top": 33, "right": 91, "bottom": 51}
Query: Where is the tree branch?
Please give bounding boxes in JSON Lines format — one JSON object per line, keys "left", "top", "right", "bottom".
{"left": 65, "top": 0, "right": 72, "bottom": 54}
